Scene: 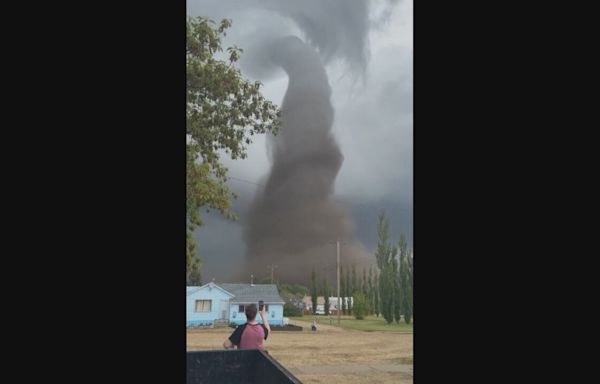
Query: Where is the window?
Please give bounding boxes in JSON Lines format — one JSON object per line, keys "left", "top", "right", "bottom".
{"left": 195, "top": 300, "right": 211, "bottom": 312}
{"left": 238, "top": 304, "right": 268, "bottom": 312}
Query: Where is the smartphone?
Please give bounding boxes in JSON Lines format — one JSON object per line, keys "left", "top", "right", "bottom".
{"left": 259, "top": 300, "right": 264, "bottom": 311}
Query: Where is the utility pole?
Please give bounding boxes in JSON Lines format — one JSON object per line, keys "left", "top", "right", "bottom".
{"left": 267, "top": 264, "right": 277, "bottom": 283}
{"left": 337, "top": 238, "right": 341, "bottom": 326}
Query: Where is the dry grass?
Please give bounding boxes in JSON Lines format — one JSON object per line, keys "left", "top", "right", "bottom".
{"left": 295, "top": 372, "right": 413, "bottom": 384}
{"left": 187, "top": 320, "right": 413, "bottom": 384}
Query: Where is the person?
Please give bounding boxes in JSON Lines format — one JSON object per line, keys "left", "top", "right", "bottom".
{"left": 223, "top": 303, "right": 270, "bottom": 350}
{"left": 311, "top": 320, "right": 317, "bottom": 331}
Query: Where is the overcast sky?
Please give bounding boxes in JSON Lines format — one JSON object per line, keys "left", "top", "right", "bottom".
{"left": 188, "top": 0, "right": 413, "bottom": 282}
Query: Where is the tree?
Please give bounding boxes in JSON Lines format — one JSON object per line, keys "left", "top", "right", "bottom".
{"left": 398, "top": 234, "right": 413, "bottom": 324}
{"left": 340, "top": 265, "right": 347, "bottom": 315}
{"left": 408, "top": 248, "right": 414, "bottom": 321}
{"left": 322, "top": 279, "right": 330, "bottom": 315}
{"left": 351, "top": 265, "right": 358, "bottom": 296}
{"left": 367, "top": 266, "right": 374, "bottom": 316}
{"left": 376, "top": 211, "right": 396, "bottom": 324}
{"left": 187, "top": 269, "right": 202, "bottom": 286}
{"left": 186, "top": 17, "right": 281, "bottom": 274}
{"left": 283, "top": 302, "right": 303, "bottom": 317}
{"left": 279, "top": 282, "right": 309, "bottom": 317}
{"left": 187, "top": 232, "right": 201, "bottom": 279}
{"left": 310, "top": 269, "right": 318, "bottom": 315}
{"left": 353, "top": 293, "right": 367, "bottom": 320}
{"left": 373, "top": 271, "right": 380, "bottom": 317}
{"left": 279, "top": 283, "right": 309, "bottom": 298}
{"left": 392, "top": 253, "right": 401, "bottom": 323}
{"left": 361, "top": 268, "right": 370, "bottom": 315}
{"left": 380, "top": 247, "right": 397, "bottom": 324}
{"left": 375, "top": 211, "right": 391, "bottom": 271}
{"left": 345, "top": 268, "right": 352, "bottom": 315}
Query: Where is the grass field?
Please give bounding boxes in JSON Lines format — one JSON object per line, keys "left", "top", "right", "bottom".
{"left": 289, "top": 315, "right": 413, "bottom": 332}
{"left": 187, "top": 324, "right": 413, "bottom": 384}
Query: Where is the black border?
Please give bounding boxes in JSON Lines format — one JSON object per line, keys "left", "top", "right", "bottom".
{"left": 6, "top": 2, "right": 186, "bottom": 382}
{"left": 5, "top": 0, "right": 595, "bottom": 382}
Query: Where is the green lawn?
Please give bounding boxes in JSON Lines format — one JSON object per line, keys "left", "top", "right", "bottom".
{"left": 289, "top": 315, "right": 413, "bottom": 332}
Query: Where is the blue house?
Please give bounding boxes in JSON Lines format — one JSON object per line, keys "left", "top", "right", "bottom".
{"left": 186, "top": 282, "right": 286, "bottom": 327}
{"left": 186, "top": 282, "right": 234, "bottom": 327}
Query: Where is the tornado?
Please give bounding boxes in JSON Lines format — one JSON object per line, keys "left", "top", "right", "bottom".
{"left": 242, "top": 36, "right": 372, "bottom": 285}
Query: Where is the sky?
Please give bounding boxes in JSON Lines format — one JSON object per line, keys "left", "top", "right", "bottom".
{"left": 187, "top": 0, "right": 413, "bottom": 283}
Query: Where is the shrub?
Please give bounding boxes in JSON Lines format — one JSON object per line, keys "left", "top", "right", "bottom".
{"left": 353, "top": 293, "right": 367, "bottom": 320}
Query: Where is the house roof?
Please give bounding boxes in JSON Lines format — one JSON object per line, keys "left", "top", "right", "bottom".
{"left": 219, "top": 284, "right": 285, "bottom": 304}
{"left": 186, "top": 282, "right": 234, "bottom": 297}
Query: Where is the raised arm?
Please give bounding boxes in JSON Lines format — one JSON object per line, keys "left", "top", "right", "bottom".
{"left": 260, "top": 307, "right": 271, "bottom": 334}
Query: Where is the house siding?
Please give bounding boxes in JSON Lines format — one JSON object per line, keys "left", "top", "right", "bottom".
{"left": 186, "top": 283, "right": 285, "bottom": 327}
{"left": 229, "top": 303, "right": 284, "bottom": 326}
{"left": 186, "top": 284, "right": 233, "bottom": 327}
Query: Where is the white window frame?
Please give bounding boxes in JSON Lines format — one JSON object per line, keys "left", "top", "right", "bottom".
{"left": 195, "top": 299, "right": 211, "bottom": 312}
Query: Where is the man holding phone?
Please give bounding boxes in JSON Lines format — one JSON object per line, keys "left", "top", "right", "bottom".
{"left": 223, "top": 302, "right": 270, "bottom": 350}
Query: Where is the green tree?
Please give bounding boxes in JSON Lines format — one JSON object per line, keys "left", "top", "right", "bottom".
{"left": 392, "top": 253, "right": 401, "bottom": 323}
{"left": 187, "top": 269, "right": 202, "bottom": 286}
{"left": 340, "top": 265, "right": 347, "bottom": 315}
{"left": 376, "top": 211, "right": 396, "bottom": 324}
{"left": 279, "top": 282, "right": 309, "bottom": 317}
{"left": 408, "top": 249, "right": 414, "bottom": 321}
{"left": 283, "top": 302, "right": 303, "bottom": 317}
{"left": 279, "top": 283, "right": 309, "bottom": 297}
{"left": 380, "top": 249, "right": 397, "bottom": 324}
{"left": 351, "top": 265, "right": 358, "bottom": 296}
{"left": 186, "top": 17, "right": 281, "bottom": 273}
{"left": 322, "top": 279, "right": 330, "bottom": 315}
{"left": 187, "top": 232, "right": 201, "bottom": 279}
{"left": 373, "top": 270, "right": 380, "bottom": 317}
{"left": 399, "top": 234, "right": 413, "bottom": 324}
{"left": 345, "top": 268, "right": 352, "bottom": 315}
{"left": 361, "top": 268, "right": 370, "bottom": 315}
{"left": 375, "top": 211, "right": 391, "bottom": 271}
{"left": 353, "top": 292, "right": 367, "bottom": 320}
{"left": 310, "top": 269, "right": 318, "bottom": 315}
{"left": 367, "top": 266, "right": 374, "bottom": 316}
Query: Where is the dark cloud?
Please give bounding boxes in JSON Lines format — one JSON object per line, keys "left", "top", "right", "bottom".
{"left": 189, "top": 0, "right": 412, "bottom": 284}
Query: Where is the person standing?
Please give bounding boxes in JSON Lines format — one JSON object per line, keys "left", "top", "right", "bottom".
{"left": 223, "top": 304, "right": 270, "bottom": 350}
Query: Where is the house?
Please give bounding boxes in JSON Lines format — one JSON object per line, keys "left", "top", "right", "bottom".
{"left": 187, "top": 282, "right": 286, "bottom": 327}
{"left": 186, "top": 283, "right": 234, "bottom": 327}
{"left": 302, "top": 296, "right": 326, "bottom": 315}
{"left": 303, "top": 296, "right": 354, "bottom": 315}
{"left": 328, "top": 297, "right": 353, "bottom": 315}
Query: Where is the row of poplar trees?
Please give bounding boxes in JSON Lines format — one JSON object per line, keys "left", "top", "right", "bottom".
{"left": 310, "top": 211, "right": 413, "bottom": 324}
{"left": 373, "top": 211, "right": 413, "bottom": 324}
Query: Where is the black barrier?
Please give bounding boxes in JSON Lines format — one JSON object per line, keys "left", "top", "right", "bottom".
{"left": 187, "top": 349, "right": 303, "bottom": 384}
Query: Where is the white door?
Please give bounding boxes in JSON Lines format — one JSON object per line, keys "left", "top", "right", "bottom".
{"left": 220, "top": 300, "right": 229, "bottom": 320}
